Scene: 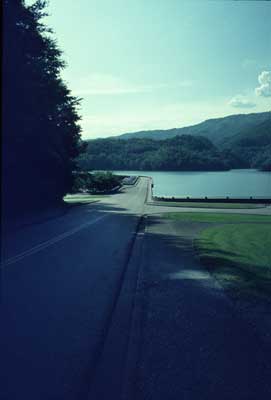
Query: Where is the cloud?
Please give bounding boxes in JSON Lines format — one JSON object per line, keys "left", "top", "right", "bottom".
{"left": 228, "top": 95, "right": 256, "bottom": 109}
{"left": 255, "top": 71, "right": 271, "bottom": 97}
{"left": 71, "top": 74, "right": 194, "bottom": 96}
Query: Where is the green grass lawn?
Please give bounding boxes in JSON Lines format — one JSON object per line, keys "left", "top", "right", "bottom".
{"left": 63, "top": 194, "right": 107, "bottom": 204}
{"left": 165, "top": 212, "right": 271, "bottom": 224}
{"left": 166, "top": 212, "right": 271, "bottom": 301}
{"left": 154, "top": 201, "right": 263, "bottom": 209}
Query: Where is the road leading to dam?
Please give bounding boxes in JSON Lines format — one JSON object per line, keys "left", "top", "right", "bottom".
{"left": 1, "top": 177, "right": 271, "bottom": 399}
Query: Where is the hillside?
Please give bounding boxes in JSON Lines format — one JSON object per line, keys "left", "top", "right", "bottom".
{"left": 222, "top": 117, "right": 271, "bottom": 171}
{"left": 221, "top": 117, "right": 271, "bottom": 148}
{"left": 79, "top": 112, "right": 271, "bottom": 172}
{"left": 77, "top": 135, "right": 233, "bottom": 171}
{"left": 117, "top": 112, "right": 270, "bottom": 145}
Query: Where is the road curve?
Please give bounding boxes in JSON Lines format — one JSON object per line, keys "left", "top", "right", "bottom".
{"left": 1, "top": 179, "right": 148, "bottom": 400}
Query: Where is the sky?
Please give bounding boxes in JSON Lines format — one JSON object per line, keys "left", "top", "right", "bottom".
{"left": 27, "top": 0, "right": 271, "bottom": 139}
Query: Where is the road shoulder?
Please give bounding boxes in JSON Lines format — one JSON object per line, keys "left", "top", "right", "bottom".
{"left": 134, "top": 215, "right": 271, "bottom": 400}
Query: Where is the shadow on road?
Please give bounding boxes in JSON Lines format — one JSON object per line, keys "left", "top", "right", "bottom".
{"left": 134, "top": 215, "right": 271, "bottom": 400}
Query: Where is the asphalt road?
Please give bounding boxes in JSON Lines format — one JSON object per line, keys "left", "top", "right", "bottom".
{"left": 1, "top": 177, "right": 271, "bottom": 400}
{"left": 1, "top": 179, "right": 147, "bottom": 400}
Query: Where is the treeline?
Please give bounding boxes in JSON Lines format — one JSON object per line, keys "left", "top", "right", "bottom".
{"left": 77, "top": 118, "right": 271, "bottom": 172}
{"left": 3, "top": 0, "right": 84, "bottom": 216}
{"left": 77, "top": 135, "right": 236, "bottom": 171}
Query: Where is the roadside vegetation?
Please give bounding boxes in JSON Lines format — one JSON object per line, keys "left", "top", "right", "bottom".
{"left": 165, "top": 212, "right": 271, "bottom": 301}
{"left": 71, "top": 171, "right": 122, "bottom": 194}
{"left": 3, "top": 0, "right": 84, "bottom": 217}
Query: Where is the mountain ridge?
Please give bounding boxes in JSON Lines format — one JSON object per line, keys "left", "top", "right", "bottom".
{"left": 80, "top": 111, "right": 271, "bottom": 172}
{"left": 110, "top": 111, "right": 270, "bottom": 145}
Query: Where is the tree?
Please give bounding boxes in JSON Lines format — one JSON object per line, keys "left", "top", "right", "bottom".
{"left": 2, "top": 0, "right": 84, "bottom": 215}
{"left": 77, "top": 136, "right": 230, "bottom": 172}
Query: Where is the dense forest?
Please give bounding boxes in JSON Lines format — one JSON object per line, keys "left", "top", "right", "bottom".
{"left": 3, "top": 0, "right": 84, "bottom": 215}
{"left": 78, "top": 114, "right": 271, "bottom": 172}
{"left": 221, "top": 119, "right": 271, "bottom": 171}
{"left": 78, "top": 135, "right": 237, "bottom": 171}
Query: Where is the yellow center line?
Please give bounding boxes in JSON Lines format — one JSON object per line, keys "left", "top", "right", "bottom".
{"left": 1, "top": 214, "right": 108, "bottom": 268}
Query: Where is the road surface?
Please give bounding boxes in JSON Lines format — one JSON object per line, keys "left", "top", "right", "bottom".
{"left": 1, "top": 177, "right": 271, "bottom": 399}
{"left": 1, "top": 179, "right": 147, "bottom": 399}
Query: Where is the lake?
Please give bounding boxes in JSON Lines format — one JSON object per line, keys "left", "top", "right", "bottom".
{"left": 112, "top": 169, "right": 271, "bottom": 198}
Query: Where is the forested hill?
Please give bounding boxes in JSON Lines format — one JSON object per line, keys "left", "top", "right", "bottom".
{"left": 221, "top": 118, "right": 271, "bottom": 148}
{"left": 222, "top": 118, "right": 271, "bottom": 171}
{"left": 116, "top": 112, "right": 270, "bottom": 145}
{"left": 78, "top": 116, "right": 271, "bottom": 172}
{"left": 77, "top": 135, "right": 234, "bottom": 171}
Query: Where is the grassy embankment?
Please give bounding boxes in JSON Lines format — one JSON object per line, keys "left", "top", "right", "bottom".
{"left": 166, "top": 212, "right": 271, "bottom": 301}
{"left": 154, "top": 201, "right": 263, "bottom": 209}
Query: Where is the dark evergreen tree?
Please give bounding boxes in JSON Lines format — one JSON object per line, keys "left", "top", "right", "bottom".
{"left": 2, "top": 0, "right": 84, "bottom": 215}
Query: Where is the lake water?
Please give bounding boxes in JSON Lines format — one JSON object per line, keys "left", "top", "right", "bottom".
{"left": 112, "top": 169, "right": 271, "bottom": 198}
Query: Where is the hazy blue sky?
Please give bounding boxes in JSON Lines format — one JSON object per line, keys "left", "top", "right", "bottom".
{"left": 27, "top": 0, "right": 270, "bottom": 138}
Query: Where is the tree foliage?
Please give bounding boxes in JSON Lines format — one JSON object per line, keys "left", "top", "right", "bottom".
{"left": 72, "top": 171, "right": 122, "bottom": 193}
{"left": 77, "top": 135, "right": 231, "bottom": 171}
{"left": 3, "top": 0, "right": 84, "bottom": 214}
{"left": 78, "top": 118, "right": 271, "bottom": 172}
{"left": 222, "top": 118, "right": 271, "bottom": 171}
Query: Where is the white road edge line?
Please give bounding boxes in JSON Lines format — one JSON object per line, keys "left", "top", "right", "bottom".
{"left": 1, "top": 214, "right": 108, "bottom": 268}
